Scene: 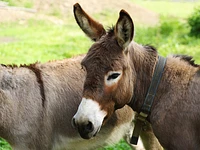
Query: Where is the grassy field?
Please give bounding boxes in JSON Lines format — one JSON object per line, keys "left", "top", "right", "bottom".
{"left": 0, "top": 0, "right": 200, "bottom": 149}
{"left": 132, "top": 0, "right": 200, "bottom": 18}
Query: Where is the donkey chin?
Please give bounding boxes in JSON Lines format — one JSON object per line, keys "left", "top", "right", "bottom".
{"left": 72, "top": 98, "right": 107, "bottom": 139}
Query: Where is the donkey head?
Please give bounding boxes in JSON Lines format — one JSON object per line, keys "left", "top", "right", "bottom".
{"left": 72, "top": 3, "right": 135, "bottom": 139}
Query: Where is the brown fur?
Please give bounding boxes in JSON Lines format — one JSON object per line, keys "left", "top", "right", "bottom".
{"left": 0, "top": 54, "right": 158, "bottom": 150}
{"left": 74, "top": 3, "right": 200, "bottom": 150}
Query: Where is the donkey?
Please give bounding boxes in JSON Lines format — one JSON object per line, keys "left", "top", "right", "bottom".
{"left": 0, "top": 54, "right": 161, "bottom": 150}
{"left": 72, "top": 3, "right": 200, "bottom": 150}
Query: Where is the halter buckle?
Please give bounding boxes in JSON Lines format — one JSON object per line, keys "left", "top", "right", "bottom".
{"left": 130, "top": 112, "right": 148, "bottom": 145}
{"left": 137, "top": 112, "right": 148, "bottom": 122}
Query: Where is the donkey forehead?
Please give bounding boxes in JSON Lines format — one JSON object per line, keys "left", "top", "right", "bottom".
{"left": 81, "top": 37, "right": 126, "bottom": 71}
{"left": 81, "top": 53, "right": 125, "bottom": 73}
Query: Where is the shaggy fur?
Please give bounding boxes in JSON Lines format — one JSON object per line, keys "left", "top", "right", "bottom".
{"left": 73, "top": 3, "right": 200, "bottom": 150}
{"left": 0, "top": 54, "right": 159, "bottom": 150}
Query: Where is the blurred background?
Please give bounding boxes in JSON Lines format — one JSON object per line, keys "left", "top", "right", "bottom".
{"left": 0, "top": 0, "right": 200, "bottom": 149}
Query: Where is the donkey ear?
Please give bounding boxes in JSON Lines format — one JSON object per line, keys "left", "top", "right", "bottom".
{"left": 73, "top": 3, "right": 106, "bottom": 41}
{"left": 114, "top": 10, "right": 134, "bottom": 49}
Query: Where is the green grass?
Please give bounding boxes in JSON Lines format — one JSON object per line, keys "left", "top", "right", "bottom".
{"left": 132, "top": 0, "right": 200, "bottom": 18}
{"left": 0, "top": 0, "right": 34, "bottom": 8}
{"left": 135, "top": 18, "right": 200, "bottom": 63}
{"left": 0, "top": 19, "right": 91, "bottom": 65}
{"left": 0, "top": 0, "right": 200, "bottom": 150}
{"left": 0, "top": 139, "right": 11, "bottom": 150}
{"left": 99, "top": 140, "right": 132, "bottom": 150}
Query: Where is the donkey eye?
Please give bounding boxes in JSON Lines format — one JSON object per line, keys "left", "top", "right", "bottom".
{"left": 107, "top": 73, "right": 120, "bottom": 81}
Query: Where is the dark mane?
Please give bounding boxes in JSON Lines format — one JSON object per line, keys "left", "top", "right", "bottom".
{"left": 1, "top": 64, "right": 18, "bottom": 68}
{"left": 174, "top": 54, "right": 199, "bottom": 67}
{"left": 1, "top": 62, "right": 39, "bottom": 68}
{"left": 144, "top": 45, "right": 157, "bottom": 52}
{"left": 107, "top": 26, "right": 115, "bottom": 35}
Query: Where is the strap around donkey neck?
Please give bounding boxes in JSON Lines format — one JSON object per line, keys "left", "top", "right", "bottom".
{"left": 130, "top": 55, "right": 167, "bottom": 145}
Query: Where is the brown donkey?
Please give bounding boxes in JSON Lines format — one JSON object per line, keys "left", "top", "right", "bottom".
{"left": 0, "top": 55, "right": 130, "bottom": 150}
{"left": 0, "top": 55, "right": 161, "bottom": 149}
{"left": 72, "top": 3, "right": 200, "bottom": 150}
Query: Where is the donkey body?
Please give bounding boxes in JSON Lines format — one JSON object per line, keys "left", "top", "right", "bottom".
{"left": 0, "top": 54, "right": 160, "bottom": 150}
{"left": 72, "top": 3, "right": 200, "bottom": 150}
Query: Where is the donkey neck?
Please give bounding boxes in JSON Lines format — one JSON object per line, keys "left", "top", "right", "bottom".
{"left": 128, "top": 42, "right": 199, "bottom": 118}
{"left": 128, "top": 42, "right": 158, "bottom": 113}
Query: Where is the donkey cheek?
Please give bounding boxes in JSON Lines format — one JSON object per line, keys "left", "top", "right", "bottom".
{"left": 116, "top": 87, "right": 132, "bottom": 104}
{"left": 104, "top": 84, "right": 116, "bottom": 93}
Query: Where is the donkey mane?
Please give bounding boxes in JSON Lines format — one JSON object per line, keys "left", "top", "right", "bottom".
{"left": 1, "top": 62, "right": 39, "bottom": 68}
{"left": 173, "top": 54, "right": 199, "bottom": 67}
{"left": 143, "top": 45, "right": 157, "bottom": 53}
{"left": 107, "top": 26, "right": 115, "bottom": 35}
{"left": 1, "top": 63, "right": 19, "bottom": 68}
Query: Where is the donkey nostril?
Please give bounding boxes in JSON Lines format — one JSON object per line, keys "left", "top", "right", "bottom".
{"left": 85, "top": 121, "right": 94, "bottom": 132}
{"left": 71, "top": 118, "right": 77, "bottom": 128}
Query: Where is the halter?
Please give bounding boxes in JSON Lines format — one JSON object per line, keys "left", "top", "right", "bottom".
{"left": 130, "top": 55, "right": 167, "bottom": 145}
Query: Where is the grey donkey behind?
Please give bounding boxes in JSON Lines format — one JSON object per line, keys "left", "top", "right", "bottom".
{"left": 0, "top": 54, "right": 161, "bottom": 150}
